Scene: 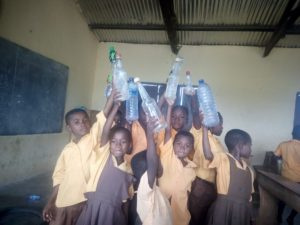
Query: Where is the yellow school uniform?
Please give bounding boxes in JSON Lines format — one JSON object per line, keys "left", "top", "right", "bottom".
{"left": 209, "top": 152, "right": 254, "bottom": 197}
{"left": 137, "top": 172, "right": 173, "bottom": 225}
{"left": 125, "top": 121, "right": 147, "bottom": 163}
{"left": 275, "top": 140, "right": 300, "bottom": 182}
{"left": 158, "top": 139, "right": 197, "bottom": 225}
{"left": 52, "top": 111, "right": 106, "bottom": 207}
{"left": 191, "top": 127, "right": 226, "bottom": 183}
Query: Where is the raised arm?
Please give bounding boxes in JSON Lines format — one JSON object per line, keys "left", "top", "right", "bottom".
{"left": 202, "top": 125, "right": 214, "bottom": 161}
{"left": 164, "top": 101, "right": 173, "bottom": 144}
{"left": 103, "top": 88, "right": 115, "bottom": 118}
{"left": 146, "top": 117, "right": 159, "bottom": 188}
{"left": 192, "top": 94, "right": 202, "bottom": 130}
{"left": 100, "top": 95, "right": 121, "bottom": 147}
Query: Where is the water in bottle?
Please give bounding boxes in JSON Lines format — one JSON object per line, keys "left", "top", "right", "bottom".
{"left": 134, "top": 77, "right": 167, "bottom": 133}
{"left": 183, "top": 71, "right": 195, "bottom": 95}
{"left": 197, "top": 79, "right": 219, "bottom": 127}
{"left": 165, "top": 56, "right": 184, "bottom": 104}
{"left": 112, "top": 53, "right": 129, "bottom": 101}
{"left": 126, "top": 77, "right": 139, "bottom": 122}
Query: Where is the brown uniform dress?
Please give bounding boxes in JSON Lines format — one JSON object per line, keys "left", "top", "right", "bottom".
{"left": 207, "top": 155, "right": 252, "bottom": 225}
{"left": 76, "top": 154, "right": 133, "bottom": 225}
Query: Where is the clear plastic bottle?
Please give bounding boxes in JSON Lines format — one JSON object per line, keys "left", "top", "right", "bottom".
{"left": 134, "top": 77, "right": 167, "bottom": 133}
{"left": 165, "top": 56, "right": 184, "bottom": 104}
{"left": 183, "top": 71, "right": 195, "bottom": 95}
{"left": 126, "top": 78, "right": 139, "bottom": 122}
{"left": 112, "top": 53, "right": 129, "bottom": 101}
{"left": 197, "top": 79, "right": 219, "bottom": 127}
{"left": 104, "top": 74, "right": 113, "bottom": 98}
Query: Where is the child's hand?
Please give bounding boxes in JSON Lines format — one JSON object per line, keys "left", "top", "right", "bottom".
{"left": 165, "top": 98, "right": 174, "bottom": 106}
{"left": 113, "top": 90, "right": 122, "bottom": 103}
{"left": 199, "top": 110, "right": 204, "bottom": 125}
{"left": 146, "top": 116, "right": 158, "bottom": 135}
{"left": 42, "top": 202, "right": 56, "bottom": 222}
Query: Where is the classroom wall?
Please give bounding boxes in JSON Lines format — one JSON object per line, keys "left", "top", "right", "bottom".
{"left": 0, "top": 0, "right": 98, "bottom": 185}
{"left": 92, "top": 43, "right": 300, "bottom": 165}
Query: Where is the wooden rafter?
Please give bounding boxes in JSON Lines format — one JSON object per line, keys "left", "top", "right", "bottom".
{"left": 264, "top": 0, "right": 300, "bottom": 57}
{"left": 158, "top": 0, "right": 179, "bottom": 55}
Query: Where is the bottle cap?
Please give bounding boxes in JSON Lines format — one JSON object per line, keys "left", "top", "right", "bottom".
{"left": 199, "top": 79, "right": 204, "bottom": 83}
{"left": 186, "top": 71, "right": 190, "bottom": 75}
{"left": 175, "top": 56, "right": 184, "bottom": 62}
{"left": 134, "top": 77, "right": 140, "bottom": 83}
{"left": 109, "top": 47, "right": 116, "bottom": 63}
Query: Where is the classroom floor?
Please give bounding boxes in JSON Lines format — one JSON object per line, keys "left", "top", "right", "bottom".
{"left": 0, "top": 173, "right": 299, "bottom": 225}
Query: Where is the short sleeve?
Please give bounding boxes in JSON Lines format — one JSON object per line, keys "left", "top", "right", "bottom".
{"left": 274, "top": 144, "right": 282, "bottom": 157}
{"left": 208, "top": 152, "right": 223, "bottom": 169}
{"left": 52, "top": 149, "right": 67, "bottom": 187}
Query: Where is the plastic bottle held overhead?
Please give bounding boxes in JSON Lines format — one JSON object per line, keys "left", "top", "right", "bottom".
{"left": 104, "top": 74, "right": 113, "bottom": 98}
{"left": 126, "top": 78, "right": 139, "bottom": 122}
{"left": 112, "top": 53, "right": 129, "bottom": 101}
{"left": 165, "top": 57, "right": 184, "bottom": 104}
{"left": 184, "top": 71, "right": 195, "bottom": 95}
{"left": 197, "top": 79, "right": 219, "bottom": 127}
{"left": 134, "top": 77, "right": 167, "bottom": 133}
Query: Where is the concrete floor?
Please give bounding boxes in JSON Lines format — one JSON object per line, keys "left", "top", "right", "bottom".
{"left": 0, "top": 173, "right": 299, "bottom": 225}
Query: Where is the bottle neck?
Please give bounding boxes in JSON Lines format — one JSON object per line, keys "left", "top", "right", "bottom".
{"left": 137, "top": 83, "right": 150, "bottom": 102}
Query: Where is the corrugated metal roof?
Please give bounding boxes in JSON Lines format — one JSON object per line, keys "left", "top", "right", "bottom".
{"left": 75, "top": 0, "right": 300, "bottom": 50}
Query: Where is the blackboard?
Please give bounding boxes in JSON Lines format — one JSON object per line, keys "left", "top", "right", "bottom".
{"left": 0, "top": 37, "right": 68, "bottom": 135}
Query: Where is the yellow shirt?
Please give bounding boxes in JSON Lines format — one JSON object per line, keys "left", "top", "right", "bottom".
{"left": 125, "top": 121, "right": 147, "bottom": 163}
{"left": 209, "top": 152, "right": 254, "bottom": 198}
{"left": 158, "top": 139, "right": 197, "bottom": 225}
{"left": 275, "top": 140, "right": 300, "bottom": 182}
{"left": 191, "top": 128, "right": 226, "bottom": 183}
{"left": 137, "top": 172, "right": 173, "bottom": 225}
{"left": 52, "top": 111, "right": 106, "bottom": 207}
{"left": 87, "top": 143, "right": 133, "bottom": 193}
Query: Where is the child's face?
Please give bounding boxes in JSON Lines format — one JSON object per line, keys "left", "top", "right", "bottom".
{"left": 67, "top": 112, "right": 91, "bottom": 139}
{"left": 240, "top": 142, "right": 252, "bottom": 159}
{"left": 110, "top": 131, "right": 131, "bottom": 158}
{"left": 173, "top": 136, "right": 193, "bottom": 159}
{"left": 171, "top": 109, "right": 187, "bottom": 131}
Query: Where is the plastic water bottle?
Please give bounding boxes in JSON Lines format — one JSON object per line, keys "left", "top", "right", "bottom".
{"left": 126, "top": 78, "right": 139, "bottom": 122}
{"left": 112, "top": 53, "right": 129, "bottom": 101}
{"left": 197, "top": 79, "right": 219, "bottom": 127}
{"left": 134, "top": 77, "right": 167, "bottom": 133}
{"left": 104, "top": 74, "right": 113, "bottom": 98}
{"left": 165, "top": 56, "right": 184, "bottom": 104}
{"left": 28, "top": 194, "right": 41, "bottom": 202}
{"left": 183, "top": 71, "right": 195, "bottom": 95}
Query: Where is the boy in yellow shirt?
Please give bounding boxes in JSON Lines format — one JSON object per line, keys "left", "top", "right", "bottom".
{"left": 42, "top": 91, "right": 115, "bottom": 225}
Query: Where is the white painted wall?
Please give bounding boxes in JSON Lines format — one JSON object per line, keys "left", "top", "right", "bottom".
{"left": 0, "top": 0, "right": 99, "bottom": 185}
{"left": 92, "top": 43, "right": 300, "bottom": 164}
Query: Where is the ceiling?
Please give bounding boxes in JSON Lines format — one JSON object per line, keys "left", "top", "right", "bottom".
{"left": 75, "top": 0, "right": 300, "bottom": 57}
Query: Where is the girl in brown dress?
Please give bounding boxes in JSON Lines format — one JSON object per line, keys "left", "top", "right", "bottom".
{"left": 76, "top": 101, "right": 133, "bottom": 225}
{"left": 202, "top": 127, "right": 254, "bottom": 225}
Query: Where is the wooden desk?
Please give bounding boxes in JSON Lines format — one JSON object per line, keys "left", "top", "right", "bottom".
{"left": 254, "top": 166, "right": 300, "bottom": 225}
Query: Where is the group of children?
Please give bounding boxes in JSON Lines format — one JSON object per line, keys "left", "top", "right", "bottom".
{"left": 43, "top": 88, "right": 255, "bottom": 225}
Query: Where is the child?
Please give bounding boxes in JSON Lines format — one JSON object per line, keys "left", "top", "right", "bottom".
{"left": 274, "top": 125, "right": 300, "bottom": 224}
{"left": 76, "top": 101, "right": 133, "bottom": 225}
{"left": 202, "top": 127, "right": 254, "bottom": 225}
{"left": 189, "top": 112, "right": 226, "bottom": 225}
{"left": 42, "top": 92, "right": 115, "bottom": 225}
{"left": 129, "top": 117, "right": 172, "bottom": 225}
{"left": 158, "top": 101, "right": 197, "bottom": 225}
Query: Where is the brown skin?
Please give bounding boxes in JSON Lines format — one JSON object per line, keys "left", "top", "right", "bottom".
{"left": 42, "top": 185, "right": 59, "bottom": 222}
{"left": 171, "top": 108, "right": 187, "bottom": 131}
{"left": 67, "top": 112, "right": 91, "bottom": 143}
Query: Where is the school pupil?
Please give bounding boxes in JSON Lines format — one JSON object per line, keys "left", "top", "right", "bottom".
{"left": 76, "top": 98, "right": 133, "bottom": 225}
{"left": 202, "top": 127, "right": 254, "bottom": 225}
{"left": 42, "top": 91, "right": 115, "bottom": 225}
{"left": 189, "top": 112, "right": 226, "bottom": 225}
{"left": 158, "top": 100, "right": 197, "bottom": 225}
{"left": 129, "top": 117, "right": 172, "bottom": 225}
{"left": 274, "top": 125, "right": 300, "bottom": 224}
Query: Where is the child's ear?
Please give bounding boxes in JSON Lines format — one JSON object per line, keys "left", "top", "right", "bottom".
{"left": 236, "top": 142, "right": 244, "bottom": 152}
{"left": 66, "top": 124, "right": 72, "bottom": 133}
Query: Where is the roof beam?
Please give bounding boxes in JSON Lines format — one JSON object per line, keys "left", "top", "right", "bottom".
{"left": 263, "top": 0, "right": 300, "bottom": 57}
{"left": 88, "top": 23, "right": 300, "bottom": 34}
{"left": 158, "top": 0, "right": 179, "bottom": 54}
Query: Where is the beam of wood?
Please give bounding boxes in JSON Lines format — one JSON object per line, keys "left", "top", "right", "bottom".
{"left": 88, "top": 23, "right": 300, "bottom": 34}
{"left": 263, "top": 0, "right": 300, "bottom": 57}
{"left": 158, "top": 0, "right": 179, "bottom": 54}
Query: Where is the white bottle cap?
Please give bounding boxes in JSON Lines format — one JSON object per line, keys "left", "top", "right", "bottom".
{"left": 134, "top": 77, "right": 140, "bottom": 83}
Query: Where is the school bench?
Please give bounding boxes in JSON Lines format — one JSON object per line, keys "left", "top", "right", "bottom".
{"left": 254, "top": 165, "right": 300, "bottom": 225}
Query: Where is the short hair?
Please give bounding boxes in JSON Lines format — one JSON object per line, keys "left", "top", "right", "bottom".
{"left": 292, "top": 125, "right": 300, "bottom": 140}
{"left": 172, "top": 105, "right": 188, "bottom": 117}
{"left": 173, "top": 130, "right": 194, "bottom": 146}
{"left": 108, "top": 126, "right": 132, "bottom": 144}
{"left": 225, "top": 129, "right": 251, "bottom": 152}
{"left": 131, "top": 150, "right": 147, "bottom": 181}
{"left": 65, "top": 108, "right": 89, "bottom": 125}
